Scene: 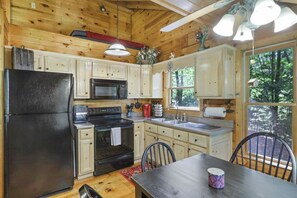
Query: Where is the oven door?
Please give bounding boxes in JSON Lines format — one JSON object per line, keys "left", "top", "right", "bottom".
{"left": 94, "top": 125, "right": 134, "bottom": 161}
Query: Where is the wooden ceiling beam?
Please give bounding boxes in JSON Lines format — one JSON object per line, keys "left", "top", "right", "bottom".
{"left": 150, "top": 0, "right": 191, "bottom": 16}
{"left": 117, "top": 2, "right": 168, "bottom": 10}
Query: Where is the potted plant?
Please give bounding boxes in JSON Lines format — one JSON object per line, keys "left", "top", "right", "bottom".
{"left": 136, "top": 47, "right": 160, "bottom": 65}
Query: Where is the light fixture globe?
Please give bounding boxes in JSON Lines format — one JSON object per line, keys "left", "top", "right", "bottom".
{"left": 250, "top": 0, "right": 281, "bottom": 26}
{"left": 104, "top": 43, "right": 131, "bottom": 57}
{"left": 274, "top": 7, "right": 297, "bottom": 33}
{"left": 213, "top": 14, "right": 235, "bottom": 37}
{"left": 233, "top": 24, "right": 253, "bottom": 41}
{"left": 104, "top": 0, "right": 130, "bottom": 57}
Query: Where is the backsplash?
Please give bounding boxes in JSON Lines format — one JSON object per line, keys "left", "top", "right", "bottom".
{"left": 74, "top": 99, "right": 151, "bottom": 113}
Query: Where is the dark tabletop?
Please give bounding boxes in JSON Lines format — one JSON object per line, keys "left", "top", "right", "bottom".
{"left": 132, "top": 154, "right": 297, "bottom": 198}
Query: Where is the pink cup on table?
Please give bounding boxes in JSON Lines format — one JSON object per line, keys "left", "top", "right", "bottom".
{"left": 208, "top": 168, "right": 225, "bottom": 189}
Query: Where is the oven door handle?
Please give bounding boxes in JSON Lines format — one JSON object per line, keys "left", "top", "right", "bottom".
{"left": 95, "top": 125, "right": 133, "bottom": 132}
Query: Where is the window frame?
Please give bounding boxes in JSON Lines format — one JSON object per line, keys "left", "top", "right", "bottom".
{"left": 243, "top": 42, "right": 297, "bottom": 157}
{"left": 167, "top": 66, "right": 200, "bottom": 111}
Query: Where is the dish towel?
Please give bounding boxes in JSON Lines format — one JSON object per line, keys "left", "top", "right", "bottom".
{"left": 111, "top": 127, "right": 121, "bottom": 146}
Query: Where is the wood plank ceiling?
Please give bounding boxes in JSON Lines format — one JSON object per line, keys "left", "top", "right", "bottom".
{"left": 109, "top": 0, "right": 297, "bottom": 29}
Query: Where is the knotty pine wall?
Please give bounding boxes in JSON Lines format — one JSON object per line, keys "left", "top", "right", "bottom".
{"left": 11, "top": 0, "right": 132, "bottom": 40}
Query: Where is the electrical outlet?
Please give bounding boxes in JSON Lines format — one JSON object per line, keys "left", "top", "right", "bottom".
{"left": 31, "top": 2, "right": 36, "bottom": 9}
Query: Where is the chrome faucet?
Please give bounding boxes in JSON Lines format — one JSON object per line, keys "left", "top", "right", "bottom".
{"left": 175, "top": 106, "right": 180, "bottom": 120}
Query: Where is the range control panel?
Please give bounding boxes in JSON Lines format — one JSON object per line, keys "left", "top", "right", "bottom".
{"left": 88, "top": 106, "right": 122, "bottom": 116}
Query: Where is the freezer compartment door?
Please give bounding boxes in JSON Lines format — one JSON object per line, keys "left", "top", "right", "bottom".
{"left": 5, "top": 69, "right": 73, "bottom": 114}
{"left": 5, "top": 113, "right": 74, "bottom": 198}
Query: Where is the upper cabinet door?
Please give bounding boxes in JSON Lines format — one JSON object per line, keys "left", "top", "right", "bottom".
{"left": 141, "top": 65, "right": 152, "bottom": 98}
{"left": 128, "top": 65, "right": 141, "bottom": 98}
{"left": 152, "top": 72, "right": 163, "bottom": 99}
{"left": 195, "top": 48, "right": 223, "bottom": 97}
{"left": 195, "top": 45, "right": 235, "bottom": 99}
{"left": 76, "top": 60, "right": 92, "bottom": 98}
{"left": 92, "top": 61, "right": 109, "bottom": 78}
{"left": 44, "top": 55, "right": 73, "bottom": 73}
{"left": 34, "top": 52, "right": 44, "bottom": 71}
{"left": 109, "top": 63, "right": 127, "bottom": 80}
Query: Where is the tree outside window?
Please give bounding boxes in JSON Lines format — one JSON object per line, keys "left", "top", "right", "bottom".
{"left": 247, "top": 46, "right": 294, "bottom": 160}
{"left": 169, "top": 67, "right": 198, "bottom": 109}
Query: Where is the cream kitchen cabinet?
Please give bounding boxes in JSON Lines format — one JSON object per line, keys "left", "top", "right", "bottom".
{"left": 75, "top": 124, "right": 94, "bottom": 180}
{"left": 173, "top": 140, "right": 188, "bottom": 161}
{"left": 188, "top": 144, "right": 207, "bottom": 157}
{"left": 134, "top": 122, "right": 144, "bottom": 160}
{"left": 144, "top": 122, "right": 232, "bottom": 161}
{"left": 128, "top": 65, "right": 141, "bottom": 98}
{"left": 140, "top": 65, "right": 152, "bottom": 98}
{"left": 152, "top": 72, "right": 163, "bottom": 98}
{"left": 92, "top": 61, "right": 127, "bottom": 80}
{"left": 144, "top": 132, "right": 158, "bottom": 148}
{"left": 44, "top": 55, "right": 75, "bottom": 73}
{"left": 76, "top": 60, "right": 92, "bottom": 99}
{"left": 195, "top": 45, "right": 235, "bottom": 99}
{"left": 33, "top": 52, "right": 44, "bottom": 71}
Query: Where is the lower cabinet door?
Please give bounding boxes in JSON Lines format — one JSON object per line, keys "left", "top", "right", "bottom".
{"left": 134, "top": 131, "right": 141, "bottom": 160}
{"left": 145, "top": 132, "right": 157, "bottom": 148}
{"left": 173, "top": 140, "right": 188, "bottom": 161}
{"left": 79, "top": 139, "right": 94, "bottom": 174}
{"left": 188, "top": 144, "right": 207, "bottom": 157}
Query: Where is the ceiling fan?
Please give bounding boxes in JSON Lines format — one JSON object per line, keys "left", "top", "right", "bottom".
{"left": 160, "top": 0, "right": 297, "bottom": 33}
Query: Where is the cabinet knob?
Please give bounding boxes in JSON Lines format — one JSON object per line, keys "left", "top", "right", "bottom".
{"left": 195, "top": 92, "right": 197, "bottom": 94}
{"left": 188, "top": 148, "right": 191, "bottom": 151}
{"left": 85, "top": 92, "right": 88, "bottom": 94}
{"left": 86, "top": 133, "right": 88, "bottom": 136}
{"left": 178, "top": 135, "right": 180, "bottom": 137}
{"left": 107, "top": 73, "right": 109, "bottom": 76}
{"left": 141, "top": 93, "right": 143, "bottom": 95}
{"left": 149, "top": 127, "right": 151, "bottom": 129}
{"left": 137, "top": 126, "right": 140, "bottom": 129}
{"left": 129, "top": 92, "right": 131, "bottom": 95}
{"left": 38, "top": 67, "right": 42, "bottom": 69}
{"left": 162, "top": 131, "right": 165, "bottom": 133}
{"left": 194, "top": 139, "right": 197, "bottom": 142}
{"left": 173, "top": 143, "right": 175, "bottom": 146}
{"left": 111, "top": 74, "right": 114, "bottom": 76}
{"left": 90, "top": 142, "right": 92, "bottom": 145}
{"left": 46, "top": 68, "right": 49, "bottom": 70}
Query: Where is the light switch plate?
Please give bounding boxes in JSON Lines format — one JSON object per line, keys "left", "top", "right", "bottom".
{"left": 31, "top": 2, "right": 36, "bottom": 9}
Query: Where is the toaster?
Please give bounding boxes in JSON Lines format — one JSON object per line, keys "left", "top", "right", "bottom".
{"left": 73, "top": 105, "right": 88, "bottom": 124}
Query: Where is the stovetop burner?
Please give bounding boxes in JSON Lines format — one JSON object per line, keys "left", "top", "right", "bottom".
{"left": 87, "top": 106, "right": 133, "bottom": 128}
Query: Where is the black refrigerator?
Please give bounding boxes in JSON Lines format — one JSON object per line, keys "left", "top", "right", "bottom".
{"left": 4, "top": 69, "right": 75, "bottom": 198}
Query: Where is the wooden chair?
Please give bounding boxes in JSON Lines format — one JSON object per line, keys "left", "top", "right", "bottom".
{"left": 141, "top": 142, "right": 176, "bottom": 172}
{"left": 79, "top": 184, "right": 102, "bottom": 198}
{"left": 230, "top": 132, "right": 296, "bottom": 183}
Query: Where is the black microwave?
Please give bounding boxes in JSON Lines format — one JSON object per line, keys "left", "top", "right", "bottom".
{"left": 90, "top": 79, "right": 127, "bottom": 100}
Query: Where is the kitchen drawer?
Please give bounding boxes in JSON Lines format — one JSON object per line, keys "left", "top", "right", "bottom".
{"left": 134, "top": 123, "right": 143, "bottom": 130}
{"left": 158, "top": 126, "right": 173, "bottom": 138}
{"left": 145, "top": 123, "right": 157, "bottom": 133}
{"left": 174, "top": 130, "right": 188, "bottom": 142}
{"left": 188, "top": 133, "right": 207, "bottom": 148}
{"left": 80, "top": 128, "right": 94, "bottom": 140}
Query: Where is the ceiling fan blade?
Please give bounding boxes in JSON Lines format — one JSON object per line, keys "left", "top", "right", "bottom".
{"left": 278, "top": 0, "right": 297, "bottom": 4}
{"left": 160, "top": 0, "right": 234, "bottom": 32}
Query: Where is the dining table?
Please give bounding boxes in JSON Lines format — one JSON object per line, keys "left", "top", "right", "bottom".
{"left": 132, "top": 153, "right": 297, "bottom": 198}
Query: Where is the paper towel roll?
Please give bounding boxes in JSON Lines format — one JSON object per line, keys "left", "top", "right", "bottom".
{"left": 204, "top": 107, "right": 226, "bottom": 118}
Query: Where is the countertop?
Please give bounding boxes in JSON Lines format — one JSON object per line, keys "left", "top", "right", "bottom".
{"left": 74, "top": 122, "right": 94, "bottom": 129}
{"left": 123, "top": 116, "right": 233, "bottom": 136}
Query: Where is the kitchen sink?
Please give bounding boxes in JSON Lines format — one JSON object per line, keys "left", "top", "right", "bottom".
{"left": 150, "top": 118, "right": 220, "bottom": 130}
{"left": 176, "top": 122, "right": 220, "bottom": 130}
{"left": 150, "top": 118, "right": 185, "bottom": 125}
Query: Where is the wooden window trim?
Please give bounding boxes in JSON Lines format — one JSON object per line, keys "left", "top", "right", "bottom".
{"left": 243, "top": 41, "right": 297, "bottom": 156}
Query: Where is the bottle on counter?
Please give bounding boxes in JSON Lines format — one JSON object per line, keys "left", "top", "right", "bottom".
{"left": 182, "top": 113, "right": 187, "bottom": 122}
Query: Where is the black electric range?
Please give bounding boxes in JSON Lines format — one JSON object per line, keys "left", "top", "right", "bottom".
{"left": 88, "top": 106, "right": 134, "bottom": 176}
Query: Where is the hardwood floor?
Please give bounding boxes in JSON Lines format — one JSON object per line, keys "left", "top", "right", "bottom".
{"left": 50, "top": 168, "right": 136, "bottom": 198}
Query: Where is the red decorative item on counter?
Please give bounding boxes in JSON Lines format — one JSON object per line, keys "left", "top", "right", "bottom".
{"left": 143, "top": 103, "right": 152, "bottom": 118}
